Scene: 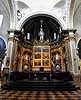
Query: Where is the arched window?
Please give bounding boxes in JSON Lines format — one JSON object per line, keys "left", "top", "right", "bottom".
{"left": 26, "top": 33, "right": 30, "bottom": 40}
{"left": 0, "top": 15, "right": 3, "bottom": 27}
{"left": 77, "top": 39, "right": 81, "bottom": 59}
{"left": 53, "top": 32, "right": 56, "bottom": 40}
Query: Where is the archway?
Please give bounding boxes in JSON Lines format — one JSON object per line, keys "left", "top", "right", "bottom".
{"left": 77, "top": 39, "right": 81, "bottom": 72}
{"left": 16, "top": 11, "right": 66, "bottom": 30}
{"left": 0, "top": 37, "right": 6, "bottom": 77}
{"left": 13, "top": 14, "right": 69, "bottom": 73}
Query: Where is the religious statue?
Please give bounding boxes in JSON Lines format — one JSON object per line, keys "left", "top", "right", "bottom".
{"left": 39, "top": 28, "right": 44, "bottom": 40}
{"left": 38, "top": 20, "right": 44, "bottom": 41}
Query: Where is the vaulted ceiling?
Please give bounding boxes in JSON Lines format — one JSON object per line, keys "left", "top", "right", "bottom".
{"left": 0, "top": 0, "right": 81, "bottom": 40}
{"left": 0, "top": 0, "right": 10, "bottom": 39}
{"left": 15, "top": 0, "right": 63, "bottom": 10}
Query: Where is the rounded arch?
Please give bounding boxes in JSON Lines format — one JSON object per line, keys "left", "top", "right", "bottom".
{"left": 76, "top": 38, "right": 81, "bottom": 49}
{"left": 8, "top": 0, "right": 17, "bottom": 29}
{"left": 16, "top": 11, "right": 66, "bottom": 30}
{"left": 69, "top": 0, "right": 75, "bottom": 28}
{"left": 0, "top": 36, "right": 7, "bottom": 49}
{"left": 76, "top": 38, "right": 81, "bottom": 60}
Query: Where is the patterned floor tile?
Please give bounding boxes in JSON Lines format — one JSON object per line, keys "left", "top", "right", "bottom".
{"left": 0, "top": 89, "right": 81, "bottom": 100}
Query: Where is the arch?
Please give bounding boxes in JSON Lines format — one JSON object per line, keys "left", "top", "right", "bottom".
{"left": 76, "top": 38, "right": 81, "bottom": 60}
{"left": 16, "top": 11, "right": 66, "bottom": 30}
{"left": 0, "top": 36, "right": 7, "bottom": 49}
{"left": 8, "top": 0, "right": 17, "bottom": 29}
{"left": 69, "top": 0, "right": 75, "bottom": 28}
{"left": 17, "top": 0, "right": 30, "bottom": 9}
{"left": 76, "top": 38, "right": 81, "bottom": 49}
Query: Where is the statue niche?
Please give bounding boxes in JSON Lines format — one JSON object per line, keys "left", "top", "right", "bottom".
{"left": 22, "top": 51, "right": 31, "bottom": 72}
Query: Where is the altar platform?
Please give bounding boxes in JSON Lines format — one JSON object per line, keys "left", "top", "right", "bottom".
{"left": 1, "top": 71, "right": 79, "bottom": 91}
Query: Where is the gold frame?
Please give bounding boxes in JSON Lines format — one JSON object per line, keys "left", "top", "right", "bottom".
{"left": 33, "top": 46, "right": 51, "bottom": 71}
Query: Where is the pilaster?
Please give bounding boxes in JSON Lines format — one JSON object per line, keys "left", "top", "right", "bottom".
{"left": 6, "top": 30, "right": 16, "bottom": 71}
{"left": 64, "top": 39, "right": 72, "bottom": 72}
{"left": 69, "top": 29, "right": 79, "bottom": 74}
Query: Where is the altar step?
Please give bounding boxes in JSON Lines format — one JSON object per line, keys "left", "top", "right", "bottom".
{"left": 2, "top": 80, "right": 78, "bottom": 91}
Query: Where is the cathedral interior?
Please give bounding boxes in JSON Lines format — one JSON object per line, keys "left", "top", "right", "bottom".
{"left": 0, "top": 0, "right": 81, "bottom": 100}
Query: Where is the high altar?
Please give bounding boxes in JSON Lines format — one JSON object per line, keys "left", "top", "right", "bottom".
{"left": 2, "top": 15, "right": 79, "bottom": 90}
{"left": 10, "top": 22, "right": 71, "bottom": 74}
{"left": 6, "top": 15, "right": 79, "bottom": 76}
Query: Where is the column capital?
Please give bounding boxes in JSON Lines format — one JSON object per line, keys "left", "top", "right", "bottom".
{"left": 62, "top": 29, "right": 77, "bottom": 34}
{"left": 8, "top": 29, "right": 21, "bottom": 40}
{"left": 8, "top": 29, "right": 21, "bottom": 33}
{"left": 67, "top": 29, "right": 76, "bottom": 39}
{"left": 67, "top": 29, "right": 77, "bottom": 33}
{"left": 8, "top": 29, "right": 15, "bottom": 39}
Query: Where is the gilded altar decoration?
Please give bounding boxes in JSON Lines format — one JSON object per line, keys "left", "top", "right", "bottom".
{"left": 12, "top": 16, "right": 73, "bottom": 73}
{"left": 33, "top": 46, "right": 51, "bottom": 71}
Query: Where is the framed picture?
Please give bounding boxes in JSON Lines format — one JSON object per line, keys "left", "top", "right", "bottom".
{"left": 43, "top": 53, "right": 49, "bottom": 59}
{"left": 34, "top": 60, "right": 41, "bottom": 66}
{"left": 43, "top": 47, "right": 49, "bottom": 52}
{"left": 35, "top": 47, "right": 41, "bottom": 52}
{"left": 43, "top": 60, "right": 49, "bottom": 66}
{"left": 35, "top": 54, "right": 41, "bottom": 59}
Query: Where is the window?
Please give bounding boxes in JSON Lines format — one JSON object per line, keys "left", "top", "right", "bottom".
{"left": 26, "top": 33, "right": 30, "bottom": 40}
{"left": 53, "top": 32, "right": 56, "bottom": 40}
{"left": 0, "top": 15, "right": 3, "bottom": 27}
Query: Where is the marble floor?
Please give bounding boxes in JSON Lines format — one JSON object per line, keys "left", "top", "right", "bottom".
{"left": 0, "top": 89, "right": 81, "bottom": 100}
{"left": 0, "top": 75, "right": 81, "bottom": 100}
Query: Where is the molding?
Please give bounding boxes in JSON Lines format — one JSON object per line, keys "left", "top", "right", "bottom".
{"left": 63, "top": 29, "right": 77, "bottom": 34}
{"left": 8, "top": 29, "right": 19, "bottom": 33}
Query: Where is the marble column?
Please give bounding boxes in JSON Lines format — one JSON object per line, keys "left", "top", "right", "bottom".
{"left": 12, "top": 38, "right": 19, "bottom": 71}
{"left": 64, "top": 39, "right": 72, "bottom": 72}
{"left": 6, "top": 30, "right": 15, "bottom": 71}
{"left": 69, "top": 30, "right": 79, "bottom": 74}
